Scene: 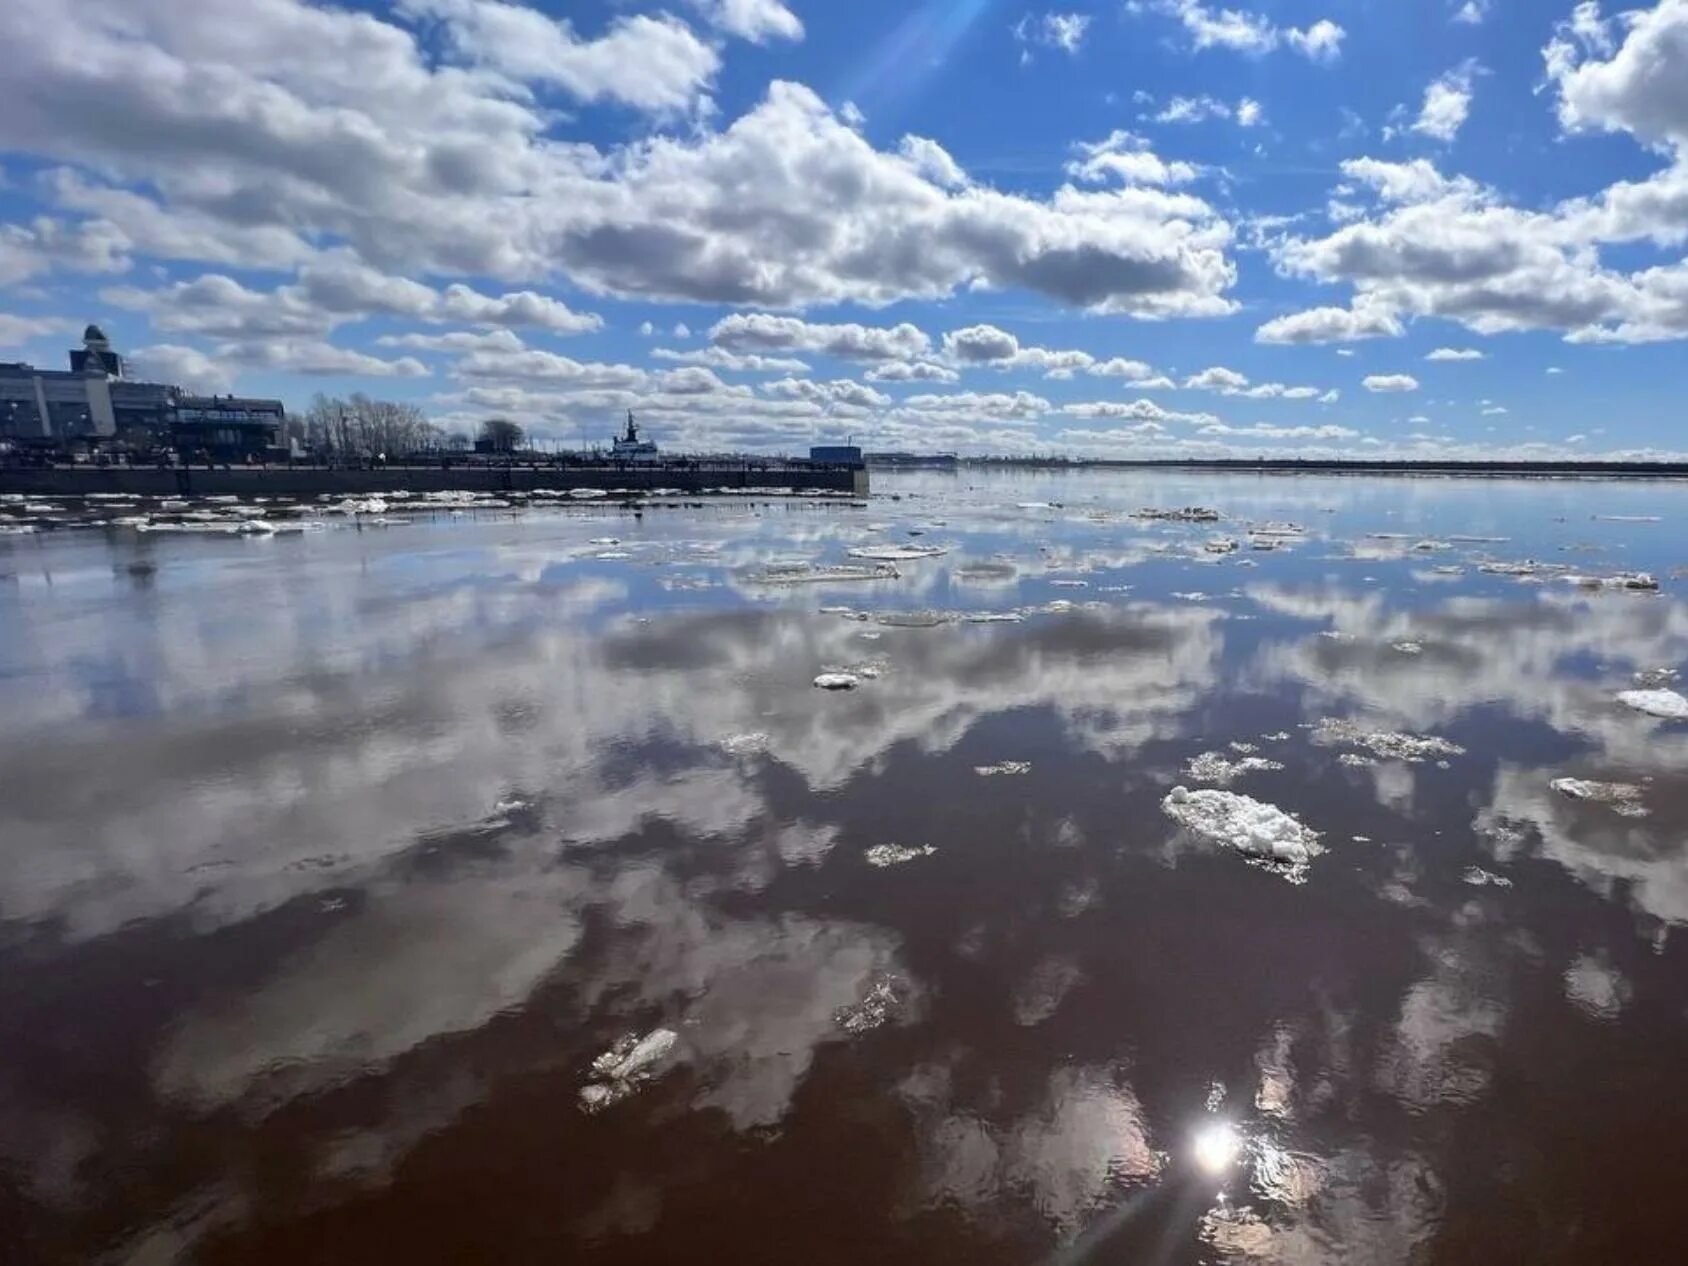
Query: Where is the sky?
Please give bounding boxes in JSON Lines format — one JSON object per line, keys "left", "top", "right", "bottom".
{"left": 0, "top": 0, "right": 1684, "bottom": 458}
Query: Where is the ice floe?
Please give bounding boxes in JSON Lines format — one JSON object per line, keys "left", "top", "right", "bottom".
{"left": 833, "top": 975, "right": 910, "bottom": 1034}
{"left": 1550, "top": 777, "right": 1648, "bottom": 816}
{"left": 1185, "top": 752, "right": 1285, "bottom": 785}
{"left": 579, "top": 1028, "right": 678, "bottom": 1113}
{"left": 864, "top": 844, "right": 936, "bottom": 868}
{"left": 974, "top": 761, "right": 1032, "bottom": 776}
{"left": 1313, "top": 719, "right": 1465, "bottom": 763}
{"left": 719, "top": 732, "right": 772, "bottom": 756}
{"left": 813, "top": 672, "right": 861, "bottom": 690}
{"left": 1616, "top": 689, "right": 1688, "bottom": 719}
{"left": 845, "top": 544, "right": 948, "bottom": 561}
{"left": 1462, "top": 866, "right": 1513, "bottom": 888}
{"left": 749, "top": 562, "right": 899, "bottom": 585}
{"left": 1162, "top": 786, "right": 1320, "bottom": 871}
{"left": 1132, "top": 506, "right": 1220, "bottom": 523}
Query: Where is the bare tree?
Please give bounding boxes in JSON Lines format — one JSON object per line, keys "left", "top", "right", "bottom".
{"left": 296, "top": 393, "right": 442, "bottom": 458}
{"left": 478, "top": 417, "right": 525, "bottom": 451}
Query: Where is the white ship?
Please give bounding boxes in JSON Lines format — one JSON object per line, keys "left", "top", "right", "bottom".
{"left": 611, "top": 411, "right": 659, "bottom": 462}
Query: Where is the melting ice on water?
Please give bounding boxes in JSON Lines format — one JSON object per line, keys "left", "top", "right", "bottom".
{"left": 1162, "top": 787, "right": 1321, "bottom": 870}
{"left": 579, "top": 1028, "right": 679, "bottom": 1113}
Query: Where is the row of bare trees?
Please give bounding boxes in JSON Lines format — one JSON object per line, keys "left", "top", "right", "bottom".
{"left": 287, "top": 393, "right": 452, "bottom": 457}
{"left": 284, "top": 394, "right": 528, "bottom": 458}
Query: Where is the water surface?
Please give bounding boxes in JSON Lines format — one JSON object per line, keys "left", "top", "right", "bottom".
{"left": 3, "top": 469, "right": 1688, "bottom": 1264}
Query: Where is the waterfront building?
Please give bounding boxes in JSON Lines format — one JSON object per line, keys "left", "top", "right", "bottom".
{"left": 0, "top": 326, "right": 285, "bottom": 458}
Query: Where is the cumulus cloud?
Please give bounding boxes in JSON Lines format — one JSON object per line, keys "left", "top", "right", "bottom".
{"left": 1062, "top": 398, "right": 1218, "bottom": 425}
{"left": 1364, "top": 373, "right": 1421, "bottom": 392}
{"left": 1067, "top": 130, "right": 1202, "bottom": 185}
{"left": 864, "top": 361, "right": 961, "bottom": 384}
{"left": 712, "top": 313, "right": 931, "bottom": 363}
{"left": 1425, "top": 346, "right": 1486, "bottom": 360}
{"left": 0, "top": 313, "right": 73, "bottom": 347}
{"left": 1183, "top": 366, "right": 1330, "bottom": 398}
{"left": 1134, "top": 1, "right": 1345, "bottom": 61}
{"left": 1014, "top": 12, "right": 1093, "bottom": 54}
{"left": 762, "top": 377, "right": 891, "bottom": 411}
{"left": 937, "top": 324, "right": 1102, "bottom": 377}
{"left": 652, "top": 346, "right": 812, "bottom": 373}
{"left": 1254, "top": 303, "right": 1406, "bottom": 344}
{"left": 127, "top": 345, "right": 237, "bottom": 394}
{"left": 398, "top": 0, "right": 720, "bottom": 115}
{"left": 103, "top": 261, "right": 601, "bottom": 341}
{"left": 1413, "top": 61, "right": 1482, "bottom": 142}
{"left": 686, "top": 0, "right": 803, "bottom": 44}
{"left": 0, "top": 3, "right": 1240, "bottom": 319}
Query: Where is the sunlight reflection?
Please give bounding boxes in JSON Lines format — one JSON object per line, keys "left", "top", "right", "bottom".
{"left": 1191, "top": 1120, "right": 1242, "bottom": 1176}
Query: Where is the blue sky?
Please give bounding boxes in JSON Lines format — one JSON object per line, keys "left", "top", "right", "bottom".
{"left": 0, "top": 0, "right": 1684, "bottom": 456}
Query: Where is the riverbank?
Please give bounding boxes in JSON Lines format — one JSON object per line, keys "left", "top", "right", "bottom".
{"left": 0, "top": 460, "right": 868, "bottom": 498}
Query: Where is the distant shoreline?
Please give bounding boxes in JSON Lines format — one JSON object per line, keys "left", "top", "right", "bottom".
{"left": 951, "top": 458, "right": 1688, "bottom": 479}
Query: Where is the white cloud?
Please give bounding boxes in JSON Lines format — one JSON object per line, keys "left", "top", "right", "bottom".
{"left": 1183, "top": 366, "right": 1329, "bottom": 398}
{"left": 686, "top": 0, "right": 803, "bottom": 44}
{"left": 1196, "top": 421, "right": 1358, "bottom": 439}
{"left": 762, "top": 377, "right": 891, "bottom": 411}
{"left": 864, "top": 361, "right": 960, "bottom": 384}
{"left": 1067, "top": 130, "right": 1202, "bottom": 186}
{"left": 1061, "top": 398, "right": 1218, "bottom": 425}
{"left": 1184, "top": 365, "right": 1250, "bottom": 392}
{"left": 0, "top": 313, "right": 73, "bottom": 347}
{"left": 398, "top": 0, "right": 720, "bottom": 116}
{"left": 712, "top": 314, "right": 932, "bottom": 363}
{"left": 1547, "top": 0, "right": 1687, "bottom": 147}
{"left": 1481, "top": 404, "right": 1509, "bottom": 414}
{"left": 1014, "top": 12, "right": 1093, "bottom": 54}
{"left": 1452, "top": 0, "right": 1490, "bottom": 25}
{"left": 1364, "top": 373, "right": 1421, "bottom": 392}
{"left": 377, "top": 328, "right": 526, "bottom": 353}
{"left": 127, "top": 344, "right": 239, "bottom": 394}
{"left": 897, "top": 136, "right": 969, "bottom": 189}
{"left": 897, "top": 390, "right": 1052, "bottom": 423}
{"left": 1155, "top": 96, "right": 1232, "bottom": 124}
{"left": 1236, "top": 98, "right": 1264, "bottom": 127}
{"left": 1254, "top": 302, "right": 1405, "bottom": 344}
{"left": 102, "top": 261, "right": 601, "bottom": 340}
{"left": 652, "top": 346, "right": 811, "bottom": 373}
{"left": 1425, "top": 346, "right": 1487, "bottom": 360}
{"left": 0, "top": 6, "right": 1240, "bottom": 318}
{"left": 1138, "top": 1, "right": 1346, "bottom": 62}
{"left": 1087, "top": 357, "right": 1157, "bottom": 380}
{"left": 1413, "top": 61, "right": 1482, "bottom": 142}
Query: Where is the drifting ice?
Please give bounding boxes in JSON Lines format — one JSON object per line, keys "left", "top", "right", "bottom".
{"left": 579, "top": 1028, "right": 678, "bottom": 1113}
{"left": 1162, "top": 786, "right": 1320, "bottom": 869}
{"left": 864, "top": 844, "right": 936, "bottom": 868}
{"left": 1616, "top": 689, "right": 1688, "bottom": 720}
{"left": 813, "top": 672, "right": 861, "bottom": 690}
{"left": 845, "top": 544, "right": 948, "bottom": 561}
{"left": 1550, "top": 777, "right": 1649, "bottom": 816}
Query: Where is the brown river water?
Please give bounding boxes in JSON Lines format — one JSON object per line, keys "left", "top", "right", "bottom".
{"left": 2, "top": 469, "right": 1687, "bottom": 1264}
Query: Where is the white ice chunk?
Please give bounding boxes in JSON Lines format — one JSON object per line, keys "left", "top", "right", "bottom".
{"left": 845, "top": 544, "right": 948, "bottom": 561}
{"left": 1616, "top": 689, "right": 1688, "bottom": 720}
{"left": 579, "top": 1027, "right": 678, "bottom": 1112}
{"left": 864, "top": 843, "right": 936, "bottom": 867}
{"left": 1162, "top": 786, "right": 1320, "bottom": 869}
{"left": 813, "top": 672, "right": 861, "bottom": 690}
{"left": 1550, "top": 777, "right": 1648, "bottom": 816}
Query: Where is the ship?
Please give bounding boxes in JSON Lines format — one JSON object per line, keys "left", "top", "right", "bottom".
{"left": 611, "top": 411, "right": 660, "bottom": 462}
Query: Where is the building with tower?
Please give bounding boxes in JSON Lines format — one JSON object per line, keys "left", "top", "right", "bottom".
{"left": 0, "top": 325, "right": 285, "bottom": 458}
